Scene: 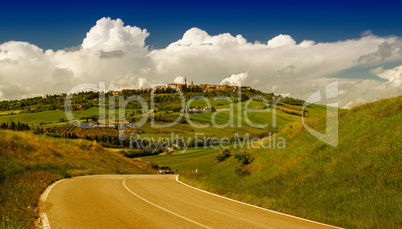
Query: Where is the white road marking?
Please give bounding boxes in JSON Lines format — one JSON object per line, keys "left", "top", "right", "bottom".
{"left": 175, "top": 175, "right": 343, "bottom": 229}
{"left": 122, "top": 177, "right": 212, "bottom": 229}
{"left": 39, "top": 179, "right": 65, "bottom": 229}
{"left": 40, "top": 179, "right": 65, "bottom": 202}
{"left": 39, "top": 213, "right": 51, "bottom": 229}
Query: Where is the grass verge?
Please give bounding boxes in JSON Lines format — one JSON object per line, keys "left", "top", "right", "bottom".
{"left": 0, "top": 130, "right": 155, "bottom": 228}
{"left": 181, "top": 96, "right": 401, "bottom": 228}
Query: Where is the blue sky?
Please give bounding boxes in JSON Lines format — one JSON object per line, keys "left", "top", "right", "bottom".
{"left": 1, "top": 0, "right": 401, "bottom": 50}
{"left": 0, "top": 0, "right": 401, "bottom": 107}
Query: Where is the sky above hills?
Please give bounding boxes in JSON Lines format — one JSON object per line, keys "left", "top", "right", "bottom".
{"left": 0, "top": 0, "right": 401, "bottom": 107}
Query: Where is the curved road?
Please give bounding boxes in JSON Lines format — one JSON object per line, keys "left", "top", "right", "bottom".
{"left": 39, "top": 174, "right": 340, "bottom": 229}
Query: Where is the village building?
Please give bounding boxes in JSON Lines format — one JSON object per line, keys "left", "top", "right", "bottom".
{"left": 138, "top": 78, "right": 252, "bottom": 94}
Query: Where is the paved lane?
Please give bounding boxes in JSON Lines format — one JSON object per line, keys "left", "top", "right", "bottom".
{"left": 39, "top": 174, "right": 340, "bottom": 229}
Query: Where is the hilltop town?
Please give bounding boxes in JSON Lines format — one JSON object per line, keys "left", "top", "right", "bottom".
{"left": 112, "top": 78, "right": 253, "bottom": 95}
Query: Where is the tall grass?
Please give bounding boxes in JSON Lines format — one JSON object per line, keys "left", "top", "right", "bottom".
{"left": 0, "top": 130, "right": 155, "bottom": 228}
{"left": 181, "top": 96, "right": 402, "bottom": 228}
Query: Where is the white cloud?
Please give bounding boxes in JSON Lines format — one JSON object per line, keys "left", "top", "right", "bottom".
{"left": 357, "top": 39, "right": 402, "bottom": 64}
{"left": 361, "top": 30, "right": 373, "bottom": 37}
{"left": 0, "top": 17, "right": 153, "bottom": 100}
{"left": 168, "top": 27, "right": 247, "bottom": 48}
{"left": 110, "top": 75, "right": 150, "bottom": 90}
{"left": 343, "top": 97, "right": 368, "bottom": 109}
{"left": 0, "top": 17, "right": 401, "bottom": 108}
{"left": 220, "top": 72, "right": 249, "bottom": 86}
{"left": 0, "top": 41, "right": 44, "bottom": 61}
{"left": 174, "top": 76, "right": 186, "bottom": 84}
{"left": 299, "top": 40, "right": 315, "bottom": 47}
{"left": 82, "top": 17, "right": 149, "bottom": 52}
{"left": 337, "top": 78, "right": 402, "bottom": 108}
{"left": 267, "top": 34, "right": 296, "bottom": 48}
{"left": 371, "top": 65, "right": 402, "bottom": 86}
{"left": 0, "top": 88, "right": 5, "bottom": 100}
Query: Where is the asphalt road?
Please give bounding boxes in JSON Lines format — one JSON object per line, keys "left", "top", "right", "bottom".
{"left": 39, "top": 174, "right": 340, "bottom": 229}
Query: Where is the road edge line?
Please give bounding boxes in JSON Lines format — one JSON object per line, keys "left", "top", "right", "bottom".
{"left": 122, "top": 177, "right": 212, "bottom": 229}
{"left": 38, "top": 179, "right": 66, "bottom": 229}
{"left": 175, "top": 175, "right": 343, "bottom": 229}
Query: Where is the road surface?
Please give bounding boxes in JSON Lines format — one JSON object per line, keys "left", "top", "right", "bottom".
{"left": 39, "top": 174, "right": 340, "bottom": 229}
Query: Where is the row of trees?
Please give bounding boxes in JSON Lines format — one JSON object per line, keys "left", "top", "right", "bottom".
{"left": 0, "top": 121, "right": 31, "bottom": 131}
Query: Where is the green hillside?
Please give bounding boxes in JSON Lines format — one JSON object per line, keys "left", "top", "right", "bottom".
{"left": 181, "top": 96, "right": 402, "bottom": 228}
{"left": 143, "top": 148, "right": 219, "bottom": 173}
{"left": 0, "top": 99, "right": 302, "bottom": 150}
{"left": 0, "top": 130, "right": 155, "bottom": 228}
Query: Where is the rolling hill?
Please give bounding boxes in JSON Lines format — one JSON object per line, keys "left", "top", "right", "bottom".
{"left": 0, "top": 130, "right": 155, "bottom": 228}
{"left": 180, "top": 96, "right": 402, "bottom": 228}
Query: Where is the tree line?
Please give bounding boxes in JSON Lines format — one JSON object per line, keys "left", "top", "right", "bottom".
{"left": 0, "top": 121, "right": 31, "bottom": 131}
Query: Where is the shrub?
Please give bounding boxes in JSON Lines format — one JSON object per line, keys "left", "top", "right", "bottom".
{"left": 216, "top": 148, "right": 232, "bottom": 162}
{"left": 234, "top": 150, "right": 253, "bottom": 165}
{"left": 150, "top": 162, "right": 159, "bottom": 170}
{"left": 45, "top": 132, "right": 61, "bottom": 138}
{"left": 234, "top": 150, "right": 253, "bottom": 176}
{"left": 235, "top": 165, "right": 250, "bottom": 176}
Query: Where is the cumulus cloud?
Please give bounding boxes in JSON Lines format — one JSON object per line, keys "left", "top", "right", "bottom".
{"left": 99, "top": 50, "right": 125, "bottom": 59}
{"left": 357, "top": 42, "right": 394, "bottom": 64}
{"left": 337, "top": 78, "right": 402, "bottom": 108}
{"left": 357, "top": 39, "right": 402, "bottom": 65}
{"left": 51, "top": 68, "right": 74, "bottom": 79}
{"left": 169, "top": 27, "right": 247, "bottom": 48}
{"left": 220, "top": 72, "right": 249, "bottom": 85}
{"left": 267, "top": 34, "right": 296, "bottom": 48}
{"left": 82, "top": 17, "right": 149, "bottom": 52}
{"left": 0, "top": 17, "right": 153, "bottom": 100}
{"left": 371, "top": 65, "right": 402, "bottom": 86}
{"left": 174, "top": 76, "right": 186, "bottom": 84}
{"left": 361, "top": 30, "right": 373, "bottom": 37}
{"left": 0, "top": 41, "right": 44, "bottom": 60}
{"left": 274, "top": 65, "right": 295, "bottom": 78}
{"left": 0, "top": 17, "right": 401, "bottom": 108}
{"left": 110, "top": 75, "right": 150, "bottom": 90}
{"left": 343, "top": 97, "right": 368, "bottom": 109}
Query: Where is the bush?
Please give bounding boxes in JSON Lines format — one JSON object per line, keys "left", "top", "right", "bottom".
{"left": 234, "top": 150, "right": 253, "bottom": 176}
{"left": 150, "top": 162, "right": 159, "bottom": 170}
{"left": 121, "top": 149, "right": 157, "bottom": 158}
{"left": 45, "top": 132, "right": 61, "bottom": 138}
{"left": 234, "top": 150, "right": 253, "bottom": 165}
{"left": 216, "top": 148, "right": 232, "bottom": 162}
{"left": 235, "top": 165, "right": 250, "bottom": 176}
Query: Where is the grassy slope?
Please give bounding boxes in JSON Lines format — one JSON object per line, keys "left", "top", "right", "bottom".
{"left": 143, "top": 103, "right": 315, "bottom": 173}
{"left": 0, "top": 130, "right": 155, "bottom": 228}
{"left": 181, "top": 96, "right": 401, "bottom": 229}
{"left": 0, "top": 108, "right": 102, "bottom": 126}
{"left": 143, "top": 148, "right": 219, "bottom": 173}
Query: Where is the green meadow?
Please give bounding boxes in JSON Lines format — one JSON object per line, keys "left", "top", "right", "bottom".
{"left": 179, "top": 96, "right": 402, "bottom": 229}
{"left": 143, "top": 148, "right": 219, "bottom": 173}
{"left": 4, "top": 92, "right": 395, "bottom": 228}
{"left": 0, "top": 100, "right": 302, "bottom": 141}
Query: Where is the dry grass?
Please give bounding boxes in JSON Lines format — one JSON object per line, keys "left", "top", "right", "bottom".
{"left": 0, "top": 130, "right": 155, "bottom": 228}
